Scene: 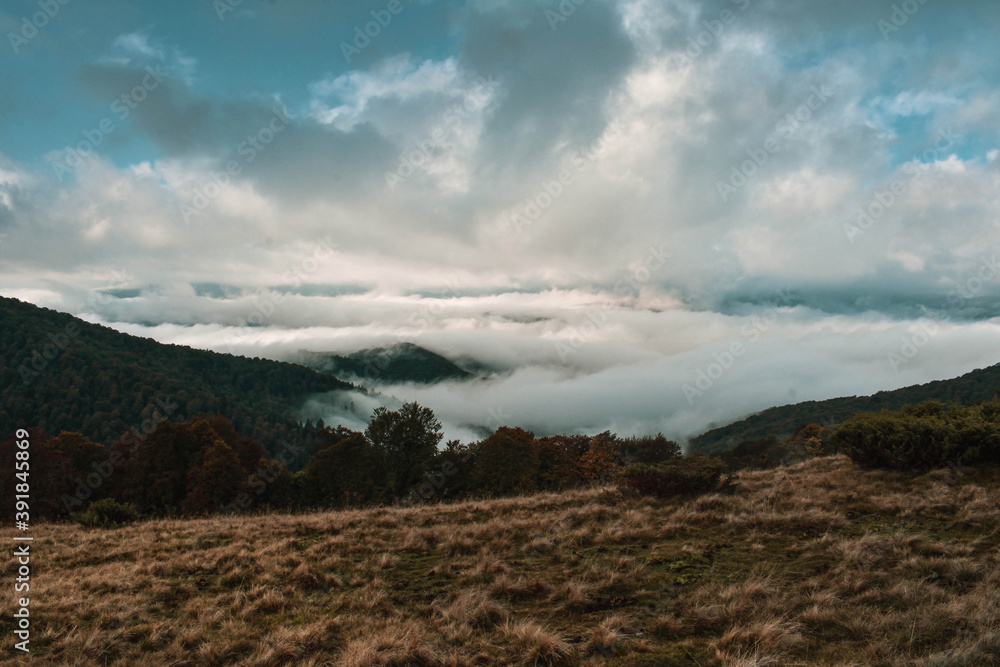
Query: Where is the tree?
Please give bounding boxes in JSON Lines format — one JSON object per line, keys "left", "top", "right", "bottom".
{"left": 302, "top": 428, "right": 386, "bottom": 507}
{"left": 0, "top": 430, "right": 110, "bottom": 520}
{"left": 472, "top": 427, "right": 539, "bottom": 496}
{"left": 781, "top": 423, "right": 831, "bottom": 464}
{"left": 202, "top": 415, "right": 266, "bottom": 472}
{"left": 117, "top": 417, "right": 262, "bottom": 515}
{"left": 578, "top": 431, "right": 623, "bottom": 483}
{"left": 410, "top": 439, "right": 476, "bottom": 503}
{"left": 119, "top": 419, "right": 217, "bottom": 513}
{"left": 719, "top": 435, "right": 781, "bottom": 471}
{"left": 252, "top": 458, "right": 296, "bottom": 510}
{"left": 181, "top": 439, "right": 246, "bottom": 515}
{"left": 620, "top": 434, "right": 682, "bottom": 464}
{"left": 365, "top": 402, "right": 442, "bottom": 498}
{"left": 535, "top": 435, "right": 587, "bottom": 490}
{"left": 44, "top": 431, "right": 112, "bottom": 514}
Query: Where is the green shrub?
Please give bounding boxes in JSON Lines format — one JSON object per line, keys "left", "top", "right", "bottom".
{"left": 72, "top": 498, "right": 141, "bottom": 528}
{"left": 619, "top": 455, "right": 727, "bottom": 498}
{"left": 835, "top": 400, "right": 1000, "bottom": 470}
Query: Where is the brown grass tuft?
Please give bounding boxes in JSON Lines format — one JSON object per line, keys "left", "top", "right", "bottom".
{"left": 15, "top": 455, "right": 1000, "bottom": 665}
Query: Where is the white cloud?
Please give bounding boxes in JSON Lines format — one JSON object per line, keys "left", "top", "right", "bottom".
{"left": 308, "top": 56, "right": 464, "bottom": 131}
{"left": 112, "top": 32, "right": 164, "bottom": 60}
{"left": 2, "top": 0, "right": 1000, "bottom": 443}
{"left": 877, "top": 90, "right": 960, "bottom": 117}
{"left": 102, "top": 30, "right": 197, "bottom": 83}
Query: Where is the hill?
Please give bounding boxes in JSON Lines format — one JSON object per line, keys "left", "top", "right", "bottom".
{"left": 0, "top": 296, "right": 352, "bottom": 458}
{"left": 295, "top": 342, "right": 473, "bottom": 385}
{"left": 690, "top": 363, "right": 1000, "bottom": 454}
{"left": 17, "top": 455, "right": 1000, "bottom": 665}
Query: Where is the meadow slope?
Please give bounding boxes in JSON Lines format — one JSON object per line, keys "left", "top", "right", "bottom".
{"left": 7, "top": 456, "right": 1000, "bottom": 666}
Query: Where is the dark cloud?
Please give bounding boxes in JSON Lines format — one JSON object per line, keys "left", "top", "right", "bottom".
{"left": 457, "top": 0, "right": 637, "bottom": 180}
{"left": 2, "top": 0, "right": 1000, "bottom": 443}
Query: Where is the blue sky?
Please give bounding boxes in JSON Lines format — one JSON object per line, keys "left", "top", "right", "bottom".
{"left": 2, "top": 0, "right": 999, "bottom": 441}
{"left": 2, "top": 0, "right": 458, "bottom": 167}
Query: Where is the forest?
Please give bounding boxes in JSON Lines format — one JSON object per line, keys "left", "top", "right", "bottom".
{"left": 10, "top": 393, "right": 999, "bottom": 526}
{"left": 0, "top": 402, "right": 687, "bottom": 522}
{"left": 1, "top": 296, "right": 350, "bottom": 464}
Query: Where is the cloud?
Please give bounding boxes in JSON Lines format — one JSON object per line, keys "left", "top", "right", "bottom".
{"left": 100, "top": 30, "right": 198, "bottom": 84}
{"left": 68, "top": 299, "right": 1000, "bottom": 443}
{"left": 111, "top": 32, "right": 164, "bottom": 60}
{"left": 2, "top": 0, "right": 1000, "bottom": 444}
{"left": 308, "top": 56, "right": 465, "bottom": 132}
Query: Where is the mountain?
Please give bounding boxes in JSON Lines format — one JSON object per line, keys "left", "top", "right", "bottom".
{"left": 295, "top": 342, "right": 473, "bottom": 385}
{"left": 0, "top": 296, "right": 352, "bottom": 458}
{"left": 689, "top": 363, "right": 1000, "bottom": 454}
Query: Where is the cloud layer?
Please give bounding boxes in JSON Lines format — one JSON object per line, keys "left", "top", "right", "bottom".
{"left": 2, "top": 0, "right": 999, "bottom": 441}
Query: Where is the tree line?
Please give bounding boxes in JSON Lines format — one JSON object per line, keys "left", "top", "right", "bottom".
{"left": 8, "top": 397, "right": 997, "bottom": 526}
{"left": 1, "top": 402, "right": 683, "bottom": 522}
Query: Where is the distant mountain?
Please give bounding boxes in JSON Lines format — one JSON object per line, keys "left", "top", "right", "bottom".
{"left": 295, "top": 343, "right": 473, "bottom": 385}
{"left": 0, "top": 296, "right": 352, "bottom": 459}
{"left": 689, "top": 363, "right": 1000, "bottom": 454}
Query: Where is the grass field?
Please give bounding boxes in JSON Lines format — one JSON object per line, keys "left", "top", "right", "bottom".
{"left": 7, "top": 455, "right": 1000, "bottom": 665}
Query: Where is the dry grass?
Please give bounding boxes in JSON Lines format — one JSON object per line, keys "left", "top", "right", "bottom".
{"left": 7, "top": 455, "right": 1000, "bottom": 665}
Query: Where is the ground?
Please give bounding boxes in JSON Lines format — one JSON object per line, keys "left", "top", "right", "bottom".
{"left": 6, "top": 455, "right": 1000, "bottom": 665}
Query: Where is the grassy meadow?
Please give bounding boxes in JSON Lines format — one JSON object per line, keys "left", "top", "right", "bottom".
{"left": 8, "top": 455, "right": 1000, "bottom": 666}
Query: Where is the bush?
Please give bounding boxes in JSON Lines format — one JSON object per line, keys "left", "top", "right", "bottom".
{"left": 72, "top": 499, "right": 141, "bottom": 528}
{"left": 619, "top": 455, "right": 727, "bottom": 498}
{"left": 835, "top": 401, "right": 1000, "bottom": 470}
{"left": 834, "top": 402, "right": 1000, "bottom": 470}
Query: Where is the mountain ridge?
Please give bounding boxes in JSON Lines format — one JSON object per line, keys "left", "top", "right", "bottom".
{"left": 294, "top": 342, "right": 473, "bottom": 385}
{"left": 0, "top": 295, "right": 351, "bottom": 458}
{"left": 689, "top": 363, "right": 1000, "bottom": 454}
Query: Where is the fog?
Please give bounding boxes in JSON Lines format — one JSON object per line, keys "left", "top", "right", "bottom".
{"left": 74, "top": 293, "right": 1000, "bottom": 445}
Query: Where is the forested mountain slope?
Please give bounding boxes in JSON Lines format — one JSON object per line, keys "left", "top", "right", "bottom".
{"left": 0, "top": 296, "right": 351, "bottom": 455}
{"left": 690, "top": 363, "right": 1000, "bottom": 454}
{"left": 295, "top": 342, "right": 472, "bottom": 385}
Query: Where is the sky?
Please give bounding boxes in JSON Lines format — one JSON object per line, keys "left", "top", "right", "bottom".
{"left": 1, "top": 0, "right": 999, "bottom": 443}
